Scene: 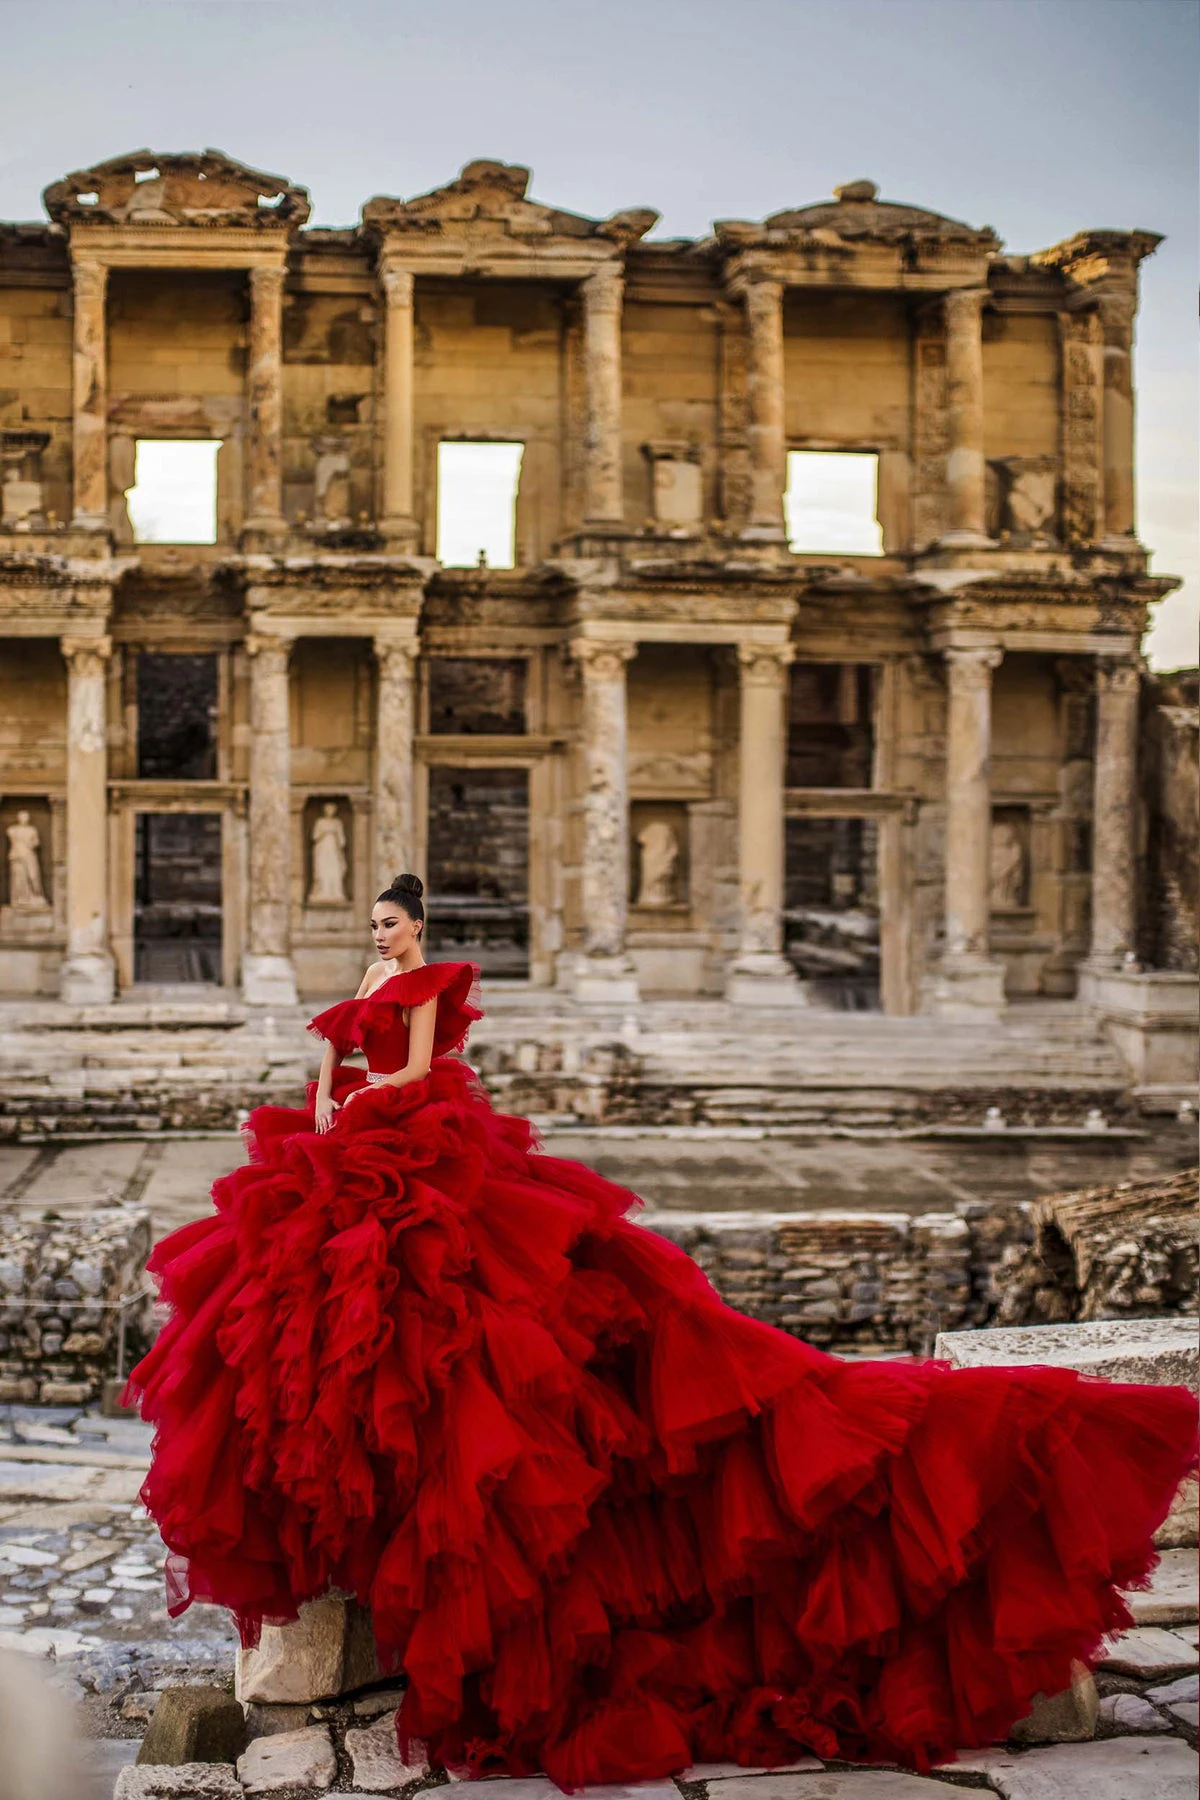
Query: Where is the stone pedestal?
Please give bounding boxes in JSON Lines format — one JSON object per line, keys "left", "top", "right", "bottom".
{"left": 70, "top": 260, "right": 109, "bottom": 532}
{"left": 60, "top": 636, "right": 115, "bottom": 1004}
{"left": 581, "top": 265, "right": 625, "bottom": 527}
{"left": 933, "top": 645, "right": 1006, "bottom": 1015}
{"left": 727, "top": 643, "right": 802, "bottom": 1005}
{"left": 243, "top": 634, "right": 297, "bottom": 1006}
{"left": 937, "top": 289, "right": 994, "bottom": 550}
{"left": 244, "top": 265, "right": 287, "bottom": 541}
{"left": 373, "top": 636, "right": 416, "bottom": 890}
{"left": 1078, "top": 965, "right": 1200, "bottom": 1087}
{"left": 571, "top": 639, "right": 639, "bottom": 1004}
{"left": 739, "top": 276, "right": 787, "bottom": 542}
{"left": 380, "top": 266, "right": 418, "bottom": 546}
{"left": 1088, "top": 658, "right": 1139, "bottom": 967}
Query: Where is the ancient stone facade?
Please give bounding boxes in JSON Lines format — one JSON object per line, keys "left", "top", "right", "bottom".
{"left": 0, "top": 151, "right": 1184, "bottom": 1013}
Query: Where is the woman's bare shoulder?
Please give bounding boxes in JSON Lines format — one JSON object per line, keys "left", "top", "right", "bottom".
{"left": 356, "top": 961, "right": 389, "bottom": 998}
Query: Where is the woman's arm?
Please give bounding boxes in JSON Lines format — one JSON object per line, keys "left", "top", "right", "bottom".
{"left": 314, "top": 1039, "right": 343, "bottom": 1134}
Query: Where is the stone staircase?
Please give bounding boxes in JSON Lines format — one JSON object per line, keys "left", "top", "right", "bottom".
{"left": 0, "top": 990, "right": 1138, "bottom": 1141}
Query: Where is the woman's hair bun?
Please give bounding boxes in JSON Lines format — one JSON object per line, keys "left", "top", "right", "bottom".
{"left": 392, "top": 872, "right": 424, "bottom": 898}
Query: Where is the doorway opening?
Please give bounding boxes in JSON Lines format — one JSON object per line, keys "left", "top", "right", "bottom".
{"left": 784, "top": 816, "right": 880, "bottom": 1010}
{"left": 134, "top": 813, "right": 222, "bottom": 983}
{"left": 424, "top": 766, "right": 529, "bottom": 977}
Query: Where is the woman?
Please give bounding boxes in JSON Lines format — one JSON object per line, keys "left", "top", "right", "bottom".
{"left": 125, "top": 873, "right": 1197, "bottom": 1787}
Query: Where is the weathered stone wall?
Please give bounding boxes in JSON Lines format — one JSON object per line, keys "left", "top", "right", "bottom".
{"left": 1140, "top": 669, "right": 1199, "bottom": 973}
{"left": 0, "top": 1206, "right": 154, "bottom": 1404}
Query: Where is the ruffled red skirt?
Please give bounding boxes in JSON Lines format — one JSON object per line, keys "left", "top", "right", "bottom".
{"left": 125, "top": 1058, "right": 1198, "bottom": 1787}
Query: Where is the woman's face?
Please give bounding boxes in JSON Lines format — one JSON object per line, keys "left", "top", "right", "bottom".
{"left": 371, "top": 901, "right": 420, "bottom": 962}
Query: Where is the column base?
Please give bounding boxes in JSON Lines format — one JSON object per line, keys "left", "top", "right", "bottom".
{"left": 242, "top": 953, "right": 299, "bottom": 1007}
{"left": 380, "top": 514, "right": 421, "bottom": 551}
{"left": 725, "top": 952, "right": 807, "bottom": 1007}
{"left": 570, "top": 953, "right": 640, "bottom": 1006}
{"left": 934, "top": 530, "right": 997, "bottom": 551}
{"left": 1077, "top": 963, "right": 1199, "bottom": 1086}
{"left": 931, "top": 954, "right": 1007, "bottom": 1017}
{"left": 59, "top": 950, "right": 115, "bottom": 1007}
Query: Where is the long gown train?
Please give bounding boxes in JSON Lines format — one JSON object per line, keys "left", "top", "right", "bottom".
{"left": 124, "top": 960, "right": 1198, "bottom": 1787}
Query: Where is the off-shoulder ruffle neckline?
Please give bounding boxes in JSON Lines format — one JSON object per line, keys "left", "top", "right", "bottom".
{"left": 364, "top": 959, "right": 478, "bottom": 1003}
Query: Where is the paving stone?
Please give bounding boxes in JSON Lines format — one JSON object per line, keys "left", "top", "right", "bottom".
{"left": 682, "top": 1761, "right": 823, "bottom": 1778}
{"left": 114, "top": 1767, "right": 242, "bottom": 1799}
{"left": 137, "top": 1684, "right": 246, "bottom": 1766}
{"left": 344, "top": 1708, "right": 429, "bottom": 1788}
{"left": 1148, "top": 1672, "right": 1200, "bottom": 1705}
{"left": 351, "top": 1683, "right": 408, "bottom": 1718}
{"left": 237, "top": 1723, "right": 337, "bottom": 1794}
{"left": 243, "top": 1699, "right": 314, "bottom": 1738}
{"left": 0, "top": 1540, "right": 58, "bottom": 1565}
{"left": 1168, "top": 1700, "right": 1199, "bottom": 1728}
{"left": 84, "top": 1739, "right": 141, "bottom": 1799}
{"left": 1099, "top": 1626, "right": 1200, "bottom": 1677}
{"left": 1174, "top": 1622, "right": 1200, "bottom": 1647}
{"left": 694, "top": 1778, "right": 952, "bottom": 1798}
{"left": 443, "top": 1782, "right": 561, "bottom": 1795}
{"left": 1124, "top": 1548, "right": 1200, "bottom": 1627}
{"left": 951, "top": 1737, "right": 1199, "bottom": 1799}
{"left": 1009, "top": 1662, "right": 1097, "bottom": 1743}
{"left": 1097, "top": 1693, "right": 1170, "bottom": 1731}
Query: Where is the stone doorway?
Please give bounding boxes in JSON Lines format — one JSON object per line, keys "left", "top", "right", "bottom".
{"left": 424, "top": 766, "right": 529, "bottom": 978}
{"left": 784, "top": 814, "right": 881, "bottom": 1009}
{"left": 133, "top": 812, "right": 223, "bottom": 983}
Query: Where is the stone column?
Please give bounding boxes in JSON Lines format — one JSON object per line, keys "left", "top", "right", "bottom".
{"left": 1096, "top": 291, "right": 1137, "bottom": 544}
{"left": 70, "top": 261, "right": 109, "bottom": 531}
{"left": 934, "top": 644, "right": 1006, "bottom": 1013}
{"left": 939, "top": 289, "right": 992, "bottom": 549}
{"left": 581, "top": 265, "right": 625, "bottom": 527}
{"left": 727, "top": 642, "right": 801, "bottom": 1004}
{"left": 245, "top": 265, "right": 287, "bottom": 540}
{"left": 243, "top": 633, "right": 297, "bottom": 1004}
{"left": 1090, "top": 659, "right": 1140, "bottom": 966}
{"left": 741, "top": 276, "right": 787, "bottom": 541}
{"left": 373, "top": 636, "right": 417, "bottom": 890}
{"left": 380, "top": 266, "right": 417, "bottom": 545}
{"left": 570, "top": 639, "right": 639, "bottom": 1002}
{"left": 60, "top": 637, "right": 115, "bottom": 1003}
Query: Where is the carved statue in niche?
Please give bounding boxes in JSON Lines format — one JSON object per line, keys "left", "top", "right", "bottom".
{"left": 6, "top": 810, "right": 48, "bottom": 909}
{"left": 990, "top": 813, "right": 1029, "bottom": 911}
{"left": 635, "top": 819, "right": 681, "bottom": 907}
{"left": 0, "top": 430, "right": 50, "bottom": 530}
{"left": 308, "top": 803, "right": 349, "bottom": 905}
{"left": 312, "top": 437, "right": 352, "bottom": 528}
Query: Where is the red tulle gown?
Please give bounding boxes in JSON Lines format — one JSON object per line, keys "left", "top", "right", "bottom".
{"left": 125, "top": 961, "right": 1198, "bottom": 1786}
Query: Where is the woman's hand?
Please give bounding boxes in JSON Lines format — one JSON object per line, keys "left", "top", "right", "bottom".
{"left": 314, "top": 1094, "right": 340, "bottom": 1134}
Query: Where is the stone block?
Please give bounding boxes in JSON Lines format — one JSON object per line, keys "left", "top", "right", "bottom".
{"left": 1096, "top": 1692, "right": 1170, "bottom": 1731}
{"left": 933, "top": 1315, "right": 1199, "bottom": 1390}
{"left": 1124, "top": 1547, "right": 1200, "bottom": 1625}
{"left": 1009, "top": 1661, "right": 1098, "bottom": 1743}
{"left": 1099, "top": 1626, "right": 1199, "bottom": 1678}
{"left": 950, "top": 1737, "right": 1199, "bottom": 1799}
{"left": 344, "top": 1708, "right": 428, "bottom": 1789}
{"left": 1148, "top": 1672, "right": 1200, "bottom": 1705}
{"left": 243, "top": 1700, "right": 312, "bottom": 1738}
{"left": 236, "top": 1724, "right": 336, "bottom": 1795}
{"left": 114, "top": 1768, "right": 242, "bottom": 1799}
{"left": 700, "top": 1776, "right": 952, "bottom": 1798}
{"left": 234, "top": 1593, "right": 380, "bottom": 1704}
{"left": 136, "top": 1685, "right": 245, "bottom": 1766}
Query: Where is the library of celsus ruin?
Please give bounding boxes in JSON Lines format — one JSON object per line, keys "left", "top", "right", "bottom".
{"left": 0, "top": 148, "right": 1193, "bottom": 1044}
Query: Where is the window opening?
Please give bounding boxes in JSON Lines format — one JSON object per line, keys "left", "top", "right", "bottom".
{"left": 785, "top": 450, "right": 883, "bottom": 556}
{"left": 436, "top": 442, "right": 523, "bottom": 569}
{"left": 127, "top": 439, "right": 221, "bottom": 545}
{"left": 427, "top": 658, "right": 527, "bottom": 734}
{"left": 137, "top": 653, "right": 219, "bottom": 779}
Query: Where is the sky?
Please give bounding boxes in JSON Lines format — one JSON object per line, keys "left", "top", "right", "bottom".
{"left": 2, "top": 0, "right": 1196, "bottom": 666}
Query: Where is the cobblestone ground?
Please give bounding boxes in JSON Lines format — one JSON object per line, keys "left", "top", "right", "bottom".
{"left": 0, "top": 1400, "right": 1194, "bottom": 1797}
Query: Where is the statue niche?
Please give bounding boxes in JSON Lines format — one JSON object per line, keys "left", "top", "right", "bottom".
{"left": 630, "top": 803, "right": 689, "bottom": 912}
{"left": 990, "top": 808, "right": 1031, "bottom": 912}
{"left": 306, "top": 800, "right": 351, "bottom": 907}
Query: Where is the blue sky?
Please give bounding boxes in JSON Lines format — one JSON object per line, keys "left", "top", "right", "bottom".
{"left": 3, "top": 0, "right": 1195, "bottom": 664}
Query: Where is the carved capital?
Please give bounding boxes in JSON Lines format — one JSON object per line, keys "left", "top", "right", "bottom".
{"left": 945, "top": 644, "right": 1003, "bottom": 688}
{"left": 60, "top": 634, "right": 112, "bottom": 675}
{"left": 380, "top": 266, "right": 415, "bottom": 309}
{"left": 248, "top": 264, "right": 287, "bottom": 305}
{"left": 71, "top": 260, "right": 108, "bottom": 308}
{"left": 1096, "top": 659, "right": 1140, "bottom": 698}
{"left": 942, "top": 287, "right": 987, "bottom": 336}
{"left": 581, "top": 264, "right": 623, "bottom": 314}
{"left": 742, "top": 275, "right": 784, "bottom": 327}
{"left": 1094, "top": 288, "right": 1137, "bottom": 349}
{"left": 570, "top": 639, "right": 636, "bottom": 682}
{"left": 244, "top": 632, "right": 293, "bottom": 674}
{"left": 373, "top": 637, "right": 417, "bottom": 681}
{"left": 737, "top": 641, "right": 794, "bottom": 684}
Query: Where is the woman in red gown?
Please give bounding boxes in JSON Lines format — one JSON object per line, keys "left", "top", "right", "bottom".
{"left": 125, "top": 873, "right": 1198, "bottom": 1788}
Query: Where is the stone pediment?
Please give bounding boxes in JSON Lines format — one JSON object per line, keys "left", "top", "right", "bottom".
{"left": 362, "top": 160, "right": 657, "bottom": 250}
{"left": 43, "top": 149, "right": 311, "bottom": 230}
{"left": 715, "top": 181, "right": 999, "bottom": 252}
